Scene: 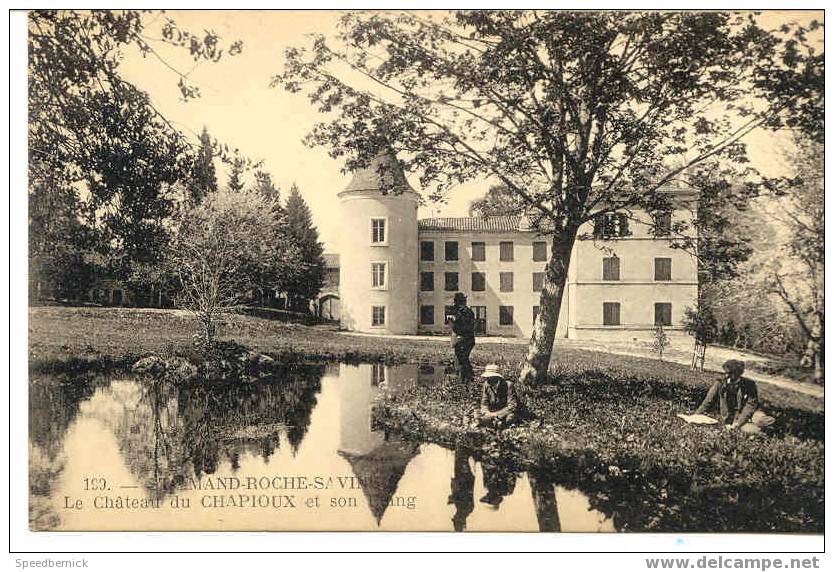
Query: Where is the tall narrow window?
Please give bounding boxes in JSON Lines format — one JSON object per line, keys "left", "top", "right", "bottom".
{"left": 445, "top": 272, "right": 459, "bottom": 291}
{"left": 532, "top": 241, "right": 547, "bottom": 262}
{"left": 603, "top": 257, "right": 620, "bottom": 281}
{"left": 471, "top": 242, "right": 486, "bottom": 262}
{"left": 371, "top": 218, "right": 386, "bottom": 244}
{"left": 445, "top": 241, "right": 459, "bottom": 262}
{"left": 371, "top": 363, "right": 386, "bottom": 386}
{"left": 420, "top": 305, "right": 435, "bottom": 325}
{"left": 372, "top": 306, "right": 386, "bottom": 327}
{"left": 654, "top": 258, "right": 672, "bottom": 281}
{"left": 471, "top": 272, "right": 486, "bottom": 292}
{"left": 603, "top": 302, "right": 621, "bottom": 326}
{"left": 500, "top": 272, "right": 514, "bottom": 292}
{"left": 652, "top": 211, "right": 672, "bottom": 237}
{"left": 499, "top": 305, "right": 514, "bottom": 326}
{"left": 532, "top": 272, "right": 544, "bottom": 292}
{"left": 473, "top": 306, "right": 487, "bottom": 334}
{"left": 420, "top": 271, "right": 434, "bottom": 292}
{"left": 420, "top": 241, "right": 435, "bottom": 261}
{"left": 654, "top": 303, "right": 672, "bottom": 326}
{"left": 371, "top": 262, "right": 387, "bottom": 289}
{"left": 499, "top": 241, "right": 514, "bottom": 261}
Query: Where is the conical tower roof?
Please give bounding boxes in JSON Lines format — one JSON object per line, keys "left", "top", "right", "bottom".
{"left": 341, "top": 148, "right": 416, "bottom": 195}
{"left": 338, "top": 438, "right": 420, "bottom": 525}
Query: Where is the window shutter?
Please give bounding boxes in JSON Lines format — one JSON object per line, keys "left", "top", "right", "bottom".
{"left": 593, "top": 216, "right": 604, "bottom": 238}
{"left": 618, "top": 214, "right": 630, "bottom": 237}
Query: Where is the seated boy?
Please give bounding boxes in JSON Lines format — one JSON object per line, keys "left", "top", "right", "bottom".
{"left": 694, "top": 359, "right": 775, "bottom": 433}
{"left": 476, "top": 364, "right": 529, "bottom": 429}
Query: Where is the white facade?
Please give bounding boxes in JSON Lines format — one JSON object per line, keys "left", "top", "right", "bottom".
{"left": 338, "top": 152, "right": 419, "bottom": 335}
{"left": 338, "top": 153, "right": 698, "bottom": 341}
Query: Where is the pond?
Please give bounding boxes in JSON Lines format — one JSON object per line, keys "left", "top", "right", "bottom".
{"left": 29, "top": 363, "right": 614, "bottom": 532}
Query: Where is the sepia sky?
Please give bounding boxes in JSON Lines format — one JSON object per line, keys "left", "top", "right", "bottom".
{"left": 117, "top": 10, "right": 822, "bottom": 252}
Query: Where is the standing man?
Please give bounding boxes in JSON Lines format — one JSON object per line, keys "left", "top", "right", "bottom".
{"left": 447, "top": 292, "right": 475, "bottom": 383}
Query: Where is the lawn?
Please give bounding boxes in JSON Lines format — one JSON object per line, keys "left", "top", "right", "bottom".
{"left": 29, "top": 306, "right": 821, "bottom": 412}
{"left": 28, "top": 306, "right": 824, "bottom": 532}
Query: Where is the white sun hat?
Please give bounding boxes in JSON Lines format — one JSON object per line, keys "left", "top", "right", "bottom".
{"left": 481, "top": 364, "right": 503, "bottom": 378}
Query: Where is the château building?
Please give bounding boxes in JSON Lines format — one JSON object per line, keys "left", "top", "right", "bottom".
{"left": 336, "top": 150, "right": 698, "bottom": 341}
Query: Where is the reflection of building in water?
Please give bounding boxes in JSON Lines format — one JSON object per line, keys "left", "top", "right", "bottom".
{"left": 448, "top": 448, "right": 475, "bottom": 532}
{"left": 417, "top": 364, "right": 446, "bottom": 386}
{"left": 337, "top": 363, "right": 420, "bottom": 524}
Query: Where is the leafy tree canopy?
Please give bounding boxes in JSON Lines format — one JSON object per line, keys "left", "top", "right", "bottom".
{"left": 29, "top": 10, "right": 243, "bottom": 272}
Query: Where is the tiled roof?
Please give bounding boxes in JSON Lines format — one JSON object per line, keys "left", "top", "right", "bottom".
{"left": 418, "top": 215, "right": 525, "bottom": 233}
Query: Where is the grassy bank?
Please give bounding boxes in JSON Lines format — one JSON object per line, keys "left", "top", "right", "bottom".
{"left": 374, "top": 371, "right": 824, "bottom": 532}
{"left": 30, "top": 306, "right": 821, "bottom": 412}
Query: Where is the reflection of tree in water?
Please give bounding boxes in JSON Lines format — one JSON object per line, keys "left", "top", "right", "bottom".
{"left": 29, "top": 374, "right": 100, "bottom": 530}
{"left": 29, "top": 374, "right": 99, "bottom": 459}
{"left": 109, "top": 364, "right": 324, "bottom": 497}
{"left": 528, "top": 469, "right": 561, "bottom": 532}
{"left": 113, "top": 378, "right": 186, "bottom": 500}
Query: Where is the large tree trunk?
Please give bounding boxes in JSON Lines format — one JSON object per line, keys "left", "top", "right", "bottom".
{"left": 519, "top": 226, "right": 578, "bottom": 386}
{"left": 801, "top": 311, "right": 824, "bottom": 384}
{"left": 528, "top": 470, "right": 561, "bottom": 532}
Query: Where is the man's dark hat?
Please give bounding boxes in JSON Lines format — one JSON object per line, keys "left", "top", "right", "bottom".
{"left": 454, "top": 292, "right": 467, "bottom": 303}
{"left": 722, "top": 359, "right": 745, "bottom": 376}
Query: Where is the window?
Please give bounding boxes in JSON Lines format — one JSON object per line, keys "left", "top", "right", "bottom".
{"left": 603, "top": 302, "right": 621, "bottom": 326}
{"left": 499, "top": 305, "right": 514, "bottom": 326}
{"left": 445, "top": 272, "right": 459, "bottom": 291}
{"left": 471, "top": 242, "right": 486, "bottom": 262}
{"left": 655, "top": 303, "right": 672, "bottom": 326}
{"left": 603, "top": 257, "right": 620, "bottom": 281}
{"left": 420, "top": 271, "right": 434, "bottom": 292}
{"left": 372, "top": 306, "right": 386, "bottom": 327}
{"left": 652, "top": 211, "right": 672, "bottom": 237}
{"left": 445, "top": 241, "right": 459, "bottom": 262}
{"left": 654, "top": 258, "right": 672, "bottom": 281}
{"left": 420, "top": 241, "right": 435, "bottom": 261}
{"left": 420, "top": 305, "right": 435, "bottom": 325}
{"left": 473, "top": 306, "right": 487, "bottom": 334}
{"left": 471, "top": 272, "right": 486, "bottom": 292}
{"left": 371, "top": 363, "right": 386, "bottom": 386}
{"left": 499, "top": 241, "right": 514, "bottom": 261}
{"left": 533, "top": 306, "right": 541, "bottom": 325}
{"left": 532, "top": 272, "right": 544, "bottom": 292}
{"left": 500, "top": 272, "right": 514, "bottom": 292}
{"left": 593, "top": 213, "right": 631, "bottom": 239}
{"left": 533, "top": 241, "right": 547, "bottom": 262}
{"left": 371, "top": 262, "right": 387, "bottom": 289}
{"left": 370, "top": 218, "right": 386, "bottom": 244}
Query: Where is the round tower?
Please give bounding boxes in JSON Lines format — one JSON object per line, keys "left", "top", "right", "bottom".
{"left": 338, "top": 149, "right": 418, "bottom": 335}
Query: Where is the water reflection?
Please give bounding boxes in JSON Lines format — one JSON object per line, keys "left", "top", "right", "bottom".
{"left": 29, "top": 363, "right": 614, "bottom": 532}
